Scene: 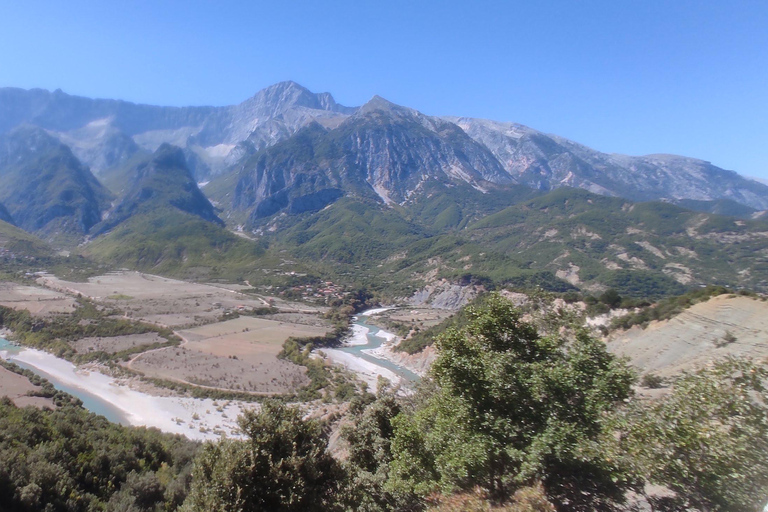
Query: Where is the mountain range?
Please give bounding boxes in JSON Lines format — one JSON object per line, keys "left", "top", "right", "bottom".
{"left": 1, "top": 81, "right": 768, "bottom": 296}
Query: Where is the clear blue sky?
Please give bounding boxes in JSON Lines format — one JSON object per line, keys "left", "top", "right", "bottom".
{"left": 1, "top": 0, "right": 766, "bottom": 178}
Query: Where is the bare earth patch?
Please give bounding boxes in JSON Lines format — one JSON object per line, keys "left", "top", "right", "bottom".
{"left": 127, "top": 347, "right": 309, "bottom": 394}
{"left": 127, "top": 316, "right": 329, "bottom": 394}
{"left": 70, "top": 333, "right": 168, "bottom": 355}
{"left": 23, "top": 271, "right": 336, "bottom": 395}
{"left": 372, "top": 307, "right": 455, "bottom": 332}
{"left": 0, "top": 282, "right": 77, "bottom": 316}
{"left": 37, "top": 271, "right": 326, "bottom": 327}
{"left": 608, "top": 295, "right": 768, "bottom": 377}
{"left": 0, "top": 365, "right": 55, "bottom": 408}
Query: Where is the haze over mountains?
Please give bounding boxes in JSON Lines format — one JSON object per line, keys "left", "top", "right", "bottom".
{"left": 2, "top": 81, "right": 766, "bottom": 210}
{"left": 2, "top": 81, "right": 768, "bottom": 295}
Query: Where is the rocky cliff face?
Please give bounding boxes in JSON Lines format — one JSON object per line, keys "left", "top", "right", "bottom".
{"left": 448, "top": 117, "right": 768, "bottom": 210}
{"left": 0, "top": 82, "right": 354, "bottom": 178}
{"left": 2, "top": 81, "right": 767, "bottom": 216}
{"left": 226, "top": 96, "right": 513, "bottom": 222}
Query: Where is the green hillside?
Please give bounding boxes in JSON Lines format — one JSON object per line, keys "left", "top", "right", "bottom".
{"left": 0, "top": 219, "right": 53, "bottom": 258}
{"left": 0, "top": 127, "right": 112, "bottom": 246}
{"left": 92, "top": 144, "right": 223, "bottom": 236}
{"left": 81, "top": 208, "right": 266, "bottom": 281}
{"left": 462, "top": 188, "right": 768, "bottom": 295}
{"left": 241, "top": 187, "right": 768, "bottom": 299}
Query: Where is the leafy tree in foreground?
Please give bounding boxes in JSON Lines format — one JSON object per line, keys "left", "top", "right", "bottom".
{"left": 615, "top": 358, "right": 768, "bottom": 512}
{"left": 387, "top": 294, "right": 636, "bottom": 511}
{"left": 182, "top": 400, "right": 344, "bottom": 512}
{"left": 341, "top": 383, "right": 424, "bottom": 512}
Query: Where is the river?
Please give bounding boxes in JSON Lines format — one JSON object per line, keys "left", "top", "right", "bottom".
{"left": 337, "top": 308, "right": 420, "bottom": 383}
{"left": 0, "top": 308, "right": 419, "bottom": 429}
{"left": 0, "top": 337, "right": 131, "bottom": 424}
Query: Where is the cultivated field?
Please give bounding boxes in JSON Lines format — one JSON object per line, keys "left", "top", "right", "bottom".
{"left": 70, "top": 333, "right": 168, "bottom": 355}
{"left": 0, "top": 271, "right": 341, "bottom": 396}
{"left": 128, "top": 316, "right": 331, "bottom": 394}
{"left": 608, "top": 294, "right": 768, "bottom": 377}
{"left": 127, "top": 347, "right": 309, "bottom": 394}
{"left": 0, "top": 365, "right": 55, "bottom": 408}
{"left": 37, "top": 271, "right": 327, "bottom": 327}
{"left": 0, "top": 282, "right": 77, "bottom": 316}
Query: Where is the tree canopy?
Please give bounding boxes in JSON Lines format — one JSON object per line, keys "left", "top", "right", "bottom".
{"left": 387, "top": 293, "right": 636, "bottom": 510}
{"left": 615, "top": 358, "right": 768, "bottom": 512}
{"left": 182, "top": 400, "right": 343, "bottom": 512}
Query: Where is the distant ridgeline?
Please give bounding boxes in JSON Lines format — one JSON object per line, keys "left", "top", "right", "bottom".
{"left": 1, "top": 82, "right": 768, "bottom": 296}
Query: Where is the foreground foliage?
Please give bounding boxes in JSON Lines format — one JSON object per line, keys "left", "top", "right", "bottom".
{"left": 0, "top": 399, "right": 197, "bottom": 512}
{"left": 387, "top": 294, "right": 636, "bottom": 510}
{"left": 615, "top": 358, "right": 768, "bottom": 511}
{"left": 3, "top": 294, "right": 768, "bottom": 511}
{"left": 183, "top": 400, "right": 344, "bottom": 512}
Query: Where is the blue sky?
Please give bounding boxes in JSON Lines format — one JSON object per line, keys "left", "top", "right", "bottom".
{"left": 1, "top": 0, "right": 766, "bottom": 178}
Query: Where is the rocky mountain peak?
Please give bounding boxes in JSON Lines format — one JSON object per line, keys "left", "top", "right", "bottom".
{"left": 240, "top": 81, "right": 353, "bottom": 117}
{"left": 356, "top": 95, "right": 414, "bottom": 117}
{"left": 0, "top": 125, "right": 63, "bottom": 167}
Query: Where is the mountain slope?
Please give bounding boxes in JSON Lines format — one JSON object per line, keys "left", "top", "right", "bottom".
{"left": 92, "top": 144, "right": 222, "bottom": 236}
{"left": 0, "top": 126, "right": 112, "bottom": 245}
{"left": 448, "top": 117, "right": 768, "bottom": 210}
{"left": 0, "top": 202, "right": 14, "bottom": 225}
{"left": 463, "top": 187, "right": 768, "bottom": 294}
{"left": 0, "top": 82, "right": 355, "bottom": 178}
{"left": 217, "top": 96, "right": 513, "bottom": 223}
{"left": 248, "top": 186, "right": 768, "bottom": 298}
{"left": 3, "top": 82, "right": 767, "bottom": 211}
{"left": 82, "top": 208, "right": 265, "bottom": 281}
{"left": 0, "top": 219, "right": 53, "bottom": 258}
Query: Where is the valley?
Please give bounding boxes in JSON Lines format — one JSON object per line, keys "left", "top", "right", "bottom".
{"left": 1, "top": 81, "right": 767, "bottom": 511}
{"left": 0, "top": 270, "right": 423, "bottom": 437}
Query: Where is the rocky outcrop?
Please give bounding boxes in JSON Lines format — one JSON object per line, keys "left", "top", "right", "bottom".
{"left": 228, "top": 96, "right": 513, "bottom": 221}
{"left": 2, "top": 82, "right": 768, "bottom": 212}
{"left": 406, "top": 280, "right": 481, "bottom": 310}
{"left": 0, "top": 82, "right": 355, "bottom": 178}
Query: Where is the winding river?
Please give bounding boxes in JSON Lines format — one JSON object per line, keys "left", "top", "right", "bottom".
{"left": 338, "top": 309, "right": 420, "bottom": 383}
{"left": 0, "top": 337, "right": 130, "bottom": 424}
{"left": 0, "top": 308, "right": 419, "bottom": 428}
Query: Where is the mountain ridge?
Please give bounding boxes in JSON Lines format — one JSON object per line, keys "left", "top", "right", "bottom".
{"left": 2, "top": 82, "right": 766, "bottom": 211}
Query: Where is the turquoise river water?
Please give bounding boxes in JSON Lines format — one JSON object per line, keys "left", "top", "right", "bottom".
{"left": 0, "top": 313, "right": 417, "bottom": 426}
{"left": 0, "top": 337, "right": 130, "bottom": 425}
{"left": 338, "top": 314, "right": 420, "bottom": 383}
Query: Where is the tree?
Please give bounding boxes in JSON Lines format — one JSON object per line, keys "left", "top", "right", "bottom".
{"left": 615, "top": 358, "right": 768, "bottom": 512}
{"left": 599, "top": 289, "right": 622, "bottom": 309}
{"left": 340, "top": 384, "right": 422, "bottom": 512}
{"left": 183, "top": 400, "right": 344, "bottom": 512}
{"left": 388, "top": 294, "right": 636, "bottom": 510}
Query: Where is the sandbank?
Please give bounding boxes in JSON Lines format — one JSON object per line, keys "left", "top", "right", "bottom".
{"left": 2, "top": 347, "right": 255, "bottom": 441}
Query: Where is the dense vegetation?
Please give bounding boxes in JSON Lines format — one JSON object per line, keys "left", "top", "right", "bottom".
{"left": 0, "top": 300, "right": 179, "bottom": 363}
{"left": 0, "top": 399, "right": 197, "bottom": 512}
{"left": 614, "top": 358, "right": 768, "bottom": 511}
{"left": 81, "top": 209, "right": 267, "bottom": 282}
